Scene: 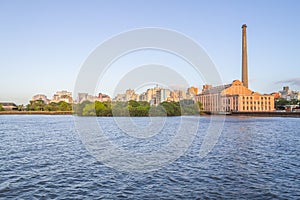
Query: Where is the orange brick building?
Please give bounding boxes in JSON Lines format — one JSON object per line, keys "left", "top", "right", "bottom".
{"left": 196, "top": 80, "right": 274, "bottom": 112}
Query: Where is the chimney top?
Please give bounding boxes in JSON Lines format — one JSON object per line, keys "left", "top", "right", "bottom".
{"left": 242, "top": 24, "right": 247, "bottom": 28}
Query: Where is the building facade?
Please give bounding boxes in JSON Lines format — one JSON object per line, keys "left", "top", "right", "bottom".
{"left": 51, "top": 90, "right": 73, "bottom": 103}
{"left": 196, "top": 80, "right": 275, "bottom": 112}
{"left": 31, "top": 94, "right": 50, "bottom": 104}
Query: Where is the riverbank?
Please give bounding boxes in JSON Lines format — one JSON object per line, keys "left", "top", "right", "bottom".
{"left": 1, "top": 111, "right": 300, "bottom": 117}
{"left": 203, "top": 111, "right": 300, "bottom": 117}
{"left": 231, "top": 111, "right": 300, "bottom": 117}
{"left": 0, "top": 111, "right": 73, "bottom": 115}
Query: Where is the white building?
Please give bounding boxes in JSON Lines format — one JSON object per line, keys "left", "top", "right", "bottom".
{"left": 51, "top": 90, "right": 73, "bottom": 103}
{"left": 32, "top": 94, "right": 50, "bottom": 104}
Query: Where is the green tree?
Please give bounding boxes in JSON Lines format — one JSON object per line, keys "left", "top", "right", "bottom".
{"left": 0, "top": 104, "right": 4, "bottom": 111}
{"left": 160, "top": 101, "right": 181, "bottom": 116}
{"left": 26, "top": 100, "right": 46, "bottom": 111}
{"left": 17, "top": 104, "right": 24, "bottom": 111}
{"left": 82, "top": 103, "right": 96, "bottom": 116}
{"left": 149, "top": 105, "right": 167, "bottom": 116}
{"left": 74, "top": 101, "right": 91, "bottom": 115}
{"left": 94, "top": 101, "right": 112, "bottom": 116}
{"left": 112, "top": 102, "right": 129, "bottom": 116}
{"left": 58, "top": 101, "right": 72, "bottom": 111}
{"left": 275, "top": 98, "right": 289, "bottom": 110}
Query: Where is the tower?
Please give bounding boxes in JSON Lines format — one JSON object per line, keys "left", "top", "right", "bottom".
{"left": 242, "top": 24, "right": 248, "bottom": 88}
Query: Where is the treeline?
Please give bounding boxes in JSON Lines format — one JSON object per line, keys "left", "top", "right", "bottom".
{"left": 26, "top": 100, "right": 72, "bottom": 111}
{"left": 275, "top": 98, "right": 300, "bottom": 109}
{"left": 74, "top": 100, "right": 203, "bottom": 116}
{"left": 21, "top": 99, "right": 203, "bottom": 116}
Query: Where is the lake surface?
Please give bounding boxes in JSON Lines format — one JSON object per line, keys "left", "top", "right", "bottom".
{"left": 0, "top": 115, "right": 299, "bottom": 199}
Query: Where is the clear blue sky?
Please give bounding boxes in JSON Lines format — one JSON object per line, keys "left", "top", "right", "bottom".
{"left": 1, "top": 0, "right": 299, "bottom": 104}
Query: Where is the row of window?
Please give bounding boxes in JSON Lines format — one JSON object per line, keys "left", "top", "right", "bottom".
{"left": 242, "top": 96, "right": 271, "bottom": 100}
{"left": 242, "top": 106, "right": 271, "bottom": 111}
{"left": 242, "top": 101, "right": 271, "bottom": 105}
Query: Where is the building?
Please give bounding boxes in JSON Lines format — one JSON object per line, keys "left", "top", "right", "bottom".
{"left": 196, "top": 24, "right": 275, "bottom": 113}
{"left": 278, "top": 86, "right": 300, "bottom": 100}
{"left": 0, "top": 102, "right": 18, "bottom": 110}
{"left": 125, "top": 89, "right": 137, "bottom": 101}
{"left": 78, "top": 92, "right": 111, "bottom": 103}
{"left": 160, "top": 89, "right": 171, "bottom": 103}
{"left": 97, "top": 93, "right": 111, "bottom": 102}
{"left": 196, "top": 80, "right": 274, "bottom": 112}
{"left": 77, "top": 93, "right": 88, "bottom": 103}
{"left": 31, "top": 94, "right": 50, "bottom": 104}
{"left": 187, "top": 86, "right": 198, "bottom": 95}
{"left": 51, "top": 90, "right": 73, "bottom": 103}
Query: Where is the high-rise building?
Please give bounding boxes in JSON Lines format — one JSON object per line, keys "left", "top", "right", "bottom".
{"left": 52, "top": 90, "right": 73, "bottom": 103}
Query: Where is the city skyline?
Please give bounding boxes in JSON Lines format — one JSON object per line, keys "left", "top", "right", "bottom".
{"left": 1, "top": 1, "right": 300, "bottom": 104}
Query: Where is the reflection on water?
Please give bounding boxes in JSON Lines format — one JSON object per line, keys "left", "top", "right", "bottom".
{"left": 0, "top": 115, "right": 299, "bottom": 199}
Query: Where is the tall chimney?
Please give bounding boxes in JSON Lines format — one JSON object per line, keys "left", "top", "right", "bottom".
{"left": 242, "top": 24, "right": 248, "bottom": 88}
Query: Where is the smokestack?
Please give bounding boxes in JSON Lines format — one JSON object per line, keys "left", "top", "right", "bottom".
{"left": 242, "top": 24, "right": 248, "bottom": 88}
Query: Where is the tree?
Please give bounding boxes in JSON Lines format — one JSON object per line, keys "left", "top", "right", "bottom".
{"left": 82, "top": 103, "right": 96, "bottom": 116}
{"left": 0, "top": 104, "right": 4, "bottom": 111}
{"left": 74, "top": 100, "right": 91, "bottom": 115}
{"left": 160, "top": 101, "right": 181, "bottom": 116}
{"left": 26, "top": 100, "right": 46, "bottom": 111}
{"left": 112, "top": 102, "right": 129, "bottom": 116}
{"left": 58, "top": 101, "right": 72, "bottom": 111}
{"left": 17, "top": 105, "right": 24, "bottom": 111}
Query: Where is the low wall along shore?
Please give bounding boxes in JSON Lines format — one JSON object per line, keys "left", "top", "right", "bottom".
{"left": 231, "top": 111, "right": 300, "bottom": 117}
{"left": 0, "top": 111, "right": 73, "bottom": 115}
{"left": 1, "top": 111, "right": 300, "bottom": 117}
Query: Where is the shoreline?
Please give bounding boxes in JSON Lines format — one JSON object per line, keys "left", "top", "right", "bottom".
{"left": 0, "top": 111, "right": 300, "bottom": 118}
{"left": 231, "top": 111, "right": 300, "bottom": 118}
{"left": 0, "top": 111, "right": 73, "bottom": 115}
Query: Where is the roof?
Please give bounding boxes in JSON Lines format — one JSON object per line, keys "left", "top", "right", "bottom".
{"left": 0, "top": 102, "right": 17, "bottom": 107}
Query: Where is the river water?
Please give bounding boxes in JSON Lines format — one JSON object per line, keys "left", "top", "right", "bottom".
{"left": 0, "top": 115, "right": 299, "bottom": 199}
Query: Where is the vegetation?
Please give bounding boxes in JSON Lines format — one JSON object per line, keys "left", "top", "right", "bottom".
{"left": 74, "top": 100, "right": 203, "bottom": 117}
{"left": 275, "top": 98, "right": 300, "bottom": 110}
{"left": 26, "top": 100, "right": 72, "bottom": 111}
{"left": 0, "top": 104, "right": 4, "bottom": 111}
{"left": 1, "top": 99, "right": 203, "bottom": 116}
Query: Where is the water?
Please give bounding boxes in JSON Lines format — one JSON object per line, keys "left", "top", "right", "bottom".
{"left": 0, "top": 115, "right": 299, "bottom": 199}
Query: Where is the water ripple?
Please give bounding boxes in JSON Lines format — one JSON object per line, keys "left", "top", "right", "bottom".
{"left": 0, "top": 115, "right": 299, "bottom": 199}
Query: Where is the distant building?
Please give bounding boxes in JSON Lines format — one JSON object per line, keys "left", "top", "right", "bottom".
{"left": 271, "top": 92, "right": 281, "bottom": 99}
{"left": 78, "top": 93, "right": 88, "bottom": 103}
{"left": 196, "top": 80, "right": 274, "bottom": 112}
{"left": 187, "top": 86, "right": 198, "bottom": 95}
{"left": 32, "top": 94, "right": 50, "bottom": 104}
{"left": 77, "top": 92, "right": 111, "bottom": 103}
{"left": 97, "top": 93, "right": 111, "bottom": 102}
{"left": 51, "top": 90, "right": 73, "bottom": 103}
{"left": 0, "top": 102, "right": 18, "bottom": 110}
{"left": 138, "top": 92, "right": 147, "bottom": 102}
{"left": 278, "top": 86, "right": 299, "bottom": 100}
{"left": 159, "top": 89, "right": 171, "bottom": 103}
{"left": 125, "top": 89, "right": 137, "bottom": 101}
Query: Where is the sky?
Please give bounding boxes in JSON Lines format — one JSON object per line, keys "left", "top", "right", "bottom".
{"left": 0, "top": 0, "right": 300, "bottom": 104}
